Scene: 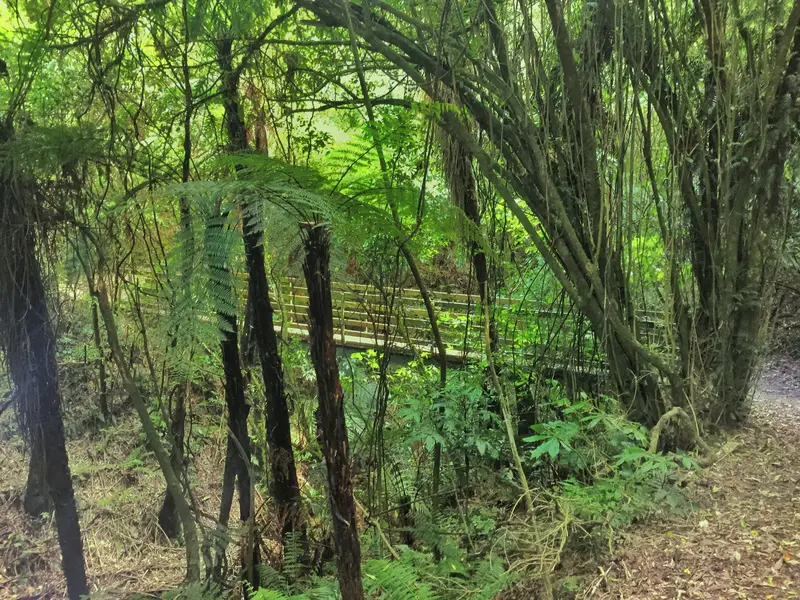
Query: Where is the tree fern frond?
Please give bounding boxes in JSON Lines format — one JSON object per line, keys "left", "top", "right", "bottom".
{"left": 0, "top": 123, "right": 106, "bottom": 177}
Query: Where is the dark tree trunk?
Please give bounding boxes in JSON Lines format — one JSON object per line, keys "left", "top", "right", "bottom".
{"left": 0, "top": 187, "right": 89, "bottom": 599}
{"left": 158, "top": 385, "right": 186, "bottom": 539}
{"left": 302, "top": 224, "right": 364, "bottom": 600}
{"left": 210, "top": 250, "right": 258, "bottom": 587}
{"left": 24, "top": 436, "right": 51, "bottom": 517}
{"left": 219, "top": 319, "right": 253, "bottom": 526}
{"left": 217, "top": 36, "right": 306, "bottom": 560}
{"left": 243, "top": 215, "right": 306, "bottom": 548}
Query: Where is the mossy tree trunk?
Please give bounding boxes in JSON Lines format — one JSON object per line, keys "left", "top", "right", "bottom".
{"left": 303, "top": 0, "right": 799, "bottom": 427}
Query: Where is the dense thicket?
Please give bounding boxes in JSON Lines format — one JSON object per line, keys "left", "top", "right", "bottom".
{"left": 0, "top": 0, "right": 797, "bottom": 598}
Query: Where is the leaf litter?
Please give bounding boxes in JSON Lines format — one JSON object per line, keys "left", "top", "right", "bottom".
{"left": 582, "top": 366, "right": 800, "bottom": 600}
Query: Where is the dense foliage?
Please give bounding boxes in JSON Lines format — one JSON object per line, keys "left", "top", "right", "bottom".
{"left": 0, "top": 0, "right": 797, "bottom": 598}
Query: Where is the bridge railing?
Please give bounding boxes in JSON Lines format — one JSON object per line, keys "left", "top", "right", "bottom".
{"left": 133, "top": 272, "right": 666, "bottom": 366}
{"left": 269, "top": 277, "right": 666, "bottom": 364}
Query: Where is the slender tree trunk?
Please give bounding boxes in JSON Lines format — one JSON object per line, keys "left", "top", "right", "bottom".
{"left": 93, "top": 278, "right": 201, "bottom": 582}
{"left": 91, "top": 301, "right": 110, "bottom": 423}
{"left": 302, "top": 224, "right": 364, "bottom": 600}
{"left": 217, "top": 36, "right": 306, "bottom": 560}
{"left": 159, "top": 6, "right": 196, "bottom": 538}
{"left": 0, "top": 194, "right": 89, "bottom": 599}
{"left": 483, "top": 284, "right": 533, "bottom": 513}
{"left": 158, "top": 383, "right": 186, "bottom": 539}
{"left": 208, "top": 224, "right": 257, "bottom": 586}
{"left": 218, "top": 317, "right": 253, "bottom": 526}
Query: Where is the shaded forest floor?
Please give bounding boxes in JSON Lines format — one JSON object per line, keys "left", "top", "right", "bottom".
{"left": 0, "top": 413, "right": 222, "bottom": 598}
{"left": 581, "top": 362, "right": 800, "bottom": 600}
{"left": 1, "top": 366, "right": 800, "bottom": 599}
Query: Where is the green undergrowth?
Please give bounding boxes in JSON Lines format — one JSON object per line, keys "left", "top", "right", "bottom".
{"left": 149, "top": 371, "right": 698, "bottom": 600}
{"left": 43, "top": 314, "right": 698, "bottom": 600}
{"left": 524, "top": 389, "right": 697, "bottom": 531}
{"left": 157, "top": 549, "right": 511, "bottom": 600}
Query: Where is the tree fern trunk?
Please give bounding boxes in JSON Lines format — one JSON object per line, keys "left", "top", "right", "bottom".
{"left": 208, "top": 38, "right": 262, "bottom": 587}
{"left": 302, "top": 224, "right": 364, "bottom": 600}
{"left": 0, "top": 187, "right": 89, "bottom": 599}
{"left": 217, "top": 36, "right": 306, "bottom": 566}
{"left": 158, "top": 384, "right": 186, "bottom": 539}
{"left": 243, "top": 214, "right": 307, "bottom": 554}
{"left": 208, "top": 235, "right": 257, "bottom": 585}
{"left": 24, "top": 437, "right": 51, "bottom": 517}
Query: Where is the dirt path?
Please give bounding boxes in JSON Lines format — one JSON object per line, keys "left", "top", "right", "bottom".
{"left": 586, "top": 364, "right": 800, "bottom": 599}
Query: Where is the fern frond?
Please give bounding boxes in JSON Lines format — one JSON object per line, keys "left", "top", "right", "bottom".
{"left": 364, "top": 559, "right": 437, "bottom": 600}
{"left": 472, "top": 557, "right": 514, "bottom": 600}
{"left": 0, "top": 123, "right": 105, "bottom": 177}
{"left": 256, "top": 563, "right": 289, "bottom": 594}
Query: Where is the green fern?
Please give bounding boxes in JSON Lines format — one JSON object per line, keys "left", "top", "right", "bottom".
{"left": 471, "top": 558, "right": 515, "bottom": 600}
{"left": 248, "top": 577, "right": 339, "bottom": 600}
{"left": 282, "top": 531, "right": 308, "bottom": 587}
{"left": 364, "top": 559, "right": 437, "bottom": 600}
{"left": 256, "top": 563, "right": 289, "bottom": 594}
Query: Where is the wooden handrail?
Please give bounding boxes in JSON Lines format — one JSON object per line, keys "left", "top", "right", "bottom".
{"left": 133, "top": 274, "right": 667, "bottom": 367}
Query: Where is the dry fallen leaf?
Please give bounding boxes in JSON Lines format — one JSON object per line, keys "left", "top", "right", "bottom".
{"left": 772, "top": 557, "right": 784, "bottom": 574}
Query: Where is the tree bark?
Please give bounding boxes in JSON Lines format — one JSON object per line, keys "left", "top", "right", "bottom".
{"left": 217, "top": 36, "right": 306, "bottom": 558}
{"left": 93, "top": 277, "right": 201, "bottom": 582}
{"left": 0, "top": 192, "right": 89, "bottom": 599}
{"left": 243, "top": 214, "right": 306, "bottom": 547}
{"left": 218, "top": 317, "right": 253, "bottom": 527}
{"left": 24, "top": 437, "right": 51, "bottom": 517}
{"left": 302, "top": 224, "right": 364, "bottom": 600}
{"left": 207, "top": 222, "right": 257, "bottom": 585}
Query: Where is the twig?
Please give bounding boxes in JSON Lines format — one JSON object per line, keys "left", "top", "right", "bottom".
{"left": 354, "top": 498, "right": 400, "bottom": 560}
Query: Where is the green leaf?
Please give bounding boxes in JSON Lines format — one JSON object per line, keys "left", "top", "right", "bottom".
{"left": 532, "top": 438, "right": 560, "bottom": 460}
{"left": 475, "top": 439, "right": 488, "bottom": 456}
